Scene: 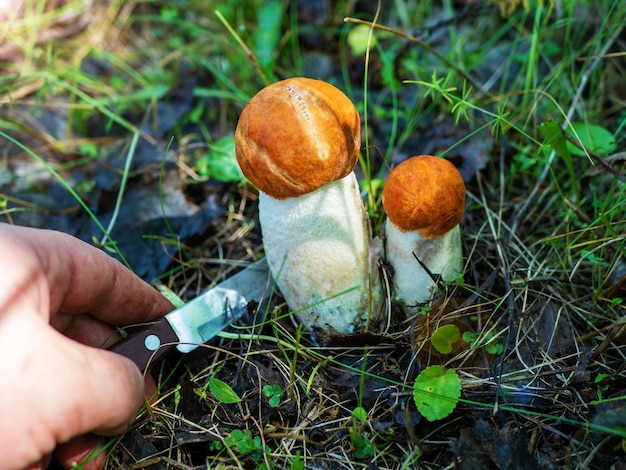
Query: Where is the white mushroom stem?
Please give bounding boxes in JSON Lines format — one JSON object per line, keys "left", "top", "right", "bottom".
{"left": 385, "top": 221, "right": 462, "bottom": 314}
{"left": 259, "top": 173, "right": 381, "bottom": 334}
{"left": 381, "top": 155, "right": 466, "bottom": 315}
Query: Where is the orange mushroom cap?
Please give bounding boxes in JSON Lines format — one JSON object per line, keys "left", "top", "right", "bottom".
{"left": 382, "top": 155, "right": 466, "bottom": 238}
{"left": 235, "top": 77, "right": 360, "bottom": 199}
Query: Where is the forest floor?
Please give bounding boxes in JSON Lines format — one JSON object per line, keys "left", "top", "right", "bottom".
{"left": 1, "top": 1, "right": 625, "bottom": 469}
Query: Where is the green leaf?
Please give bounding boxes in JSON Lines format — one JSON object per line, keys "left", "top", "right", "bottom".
{"left": 485, "top": 341, "right": 504, "bottom": 355}
{"left": 581, "top": 249, "right": 607, "bottom": 265}
{"left": 539, "top": 121, "right": 572, "bottom": 160}
{"left": 268, "top": 395, "right": 279, "bottom": 408}
{"left": 539, "top": 121, "right": 578, "bottom": 199}
{"left": 431, "top": 324, "right": 461, "bottom": 354}
{"left": 595, "top": 373, "right": 610, "bottom": 384}
{"left": 380, "top": 48, "right": 402, "bottom": 91}
{"left": 196, "top": 136, "right": 244, "bottom": 183}
{"left": 566, "top": 122, "right": 617, "bottom": 156}
{"left": 253, "top": 0, "right": 283, "bottom": 74}
{"left": 262, "top": 383, "right": 282, "bottom": 397}
{"left": 462, "top": 331, "right": 477, "bottom": 343}
{"left": 173, "top": 384, "right": 182, "bottom": 408}
{"left": 413, "top": 365, "right": 461, "bottom": 421}
{"left": 262, "top": 384, "right": 284, "bottom": 408}
{"left": 225, "top": 429, "right": 269, "bottom": 457}
{"left": 463, "top": 330, "right": 503, "bottom": 355}
{"left": 353, "top": 434, "right": 376, "bottom": 458}
{"left": 291, "top": 450, "right": 305, "bottom": 470}
{"left": 352, "top": 406, "right": 368, "bottom": 423}
{"left": 208, "top": 440, "right": 223, "bottom": 452}
{"left": 209, "top": 376, "right": 241, "bottom": 404}
{"left": 347, "top": 24, "right": 377, "bottom": 56}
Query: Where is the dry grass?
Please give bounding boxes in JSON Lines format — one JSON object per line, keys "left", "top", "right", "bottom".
{"left": 111, "top": 169, "right": 624, "bottom": 469}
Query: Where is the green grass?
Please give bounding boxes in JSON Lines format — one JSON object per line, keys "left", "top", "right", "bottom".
{"left": 1, "top": 0, "right": 625, "bottom": 468}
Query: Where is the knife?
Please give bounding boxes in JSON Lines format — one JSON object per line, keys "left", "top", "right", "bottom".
{"left": 110, "top": 259, "right": 271, "bottom": 370}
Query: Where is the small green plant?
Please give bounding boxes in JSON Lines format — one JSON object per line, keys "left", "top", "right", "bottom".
{"left": 580, "top": 249, "right": 608, "bottom": 267}
{"left": 588, "top": 373, "right": 624, "bottom": 406}
{"left": 195, "top": 135, "right": 245, "bottom": 183}
{"left": 347, "top": 23, "right": 378, "bottom": 56}
{"left": 262, "top": 384, "right": 285, "bottom": 408}
{"left": 290, "top": 450, "right": 305, "bottom": 470}
{"left": 565, "top": 122, "right": 617, "bottom": 157}
{"left": 539, "top": 121, "right": 579, "bottom": 199}
{"left": 194, "top": 375, "right": 241, "bottom": 404}
{"left": 224, "top": 429, "right": 273, "bottom": 469}
{"left": 208, "top": 440, "right": 223, "bottom": 452}
{"left": 463, "top": 330, "right": 504, "bottom": 356}
{"left": 594, "top": 373, "right": 611, "bottom": 401}
{"left": 419, "top": 304, "right": 432, "bottom": 316}
{"left": 173, "top": 383, "right": 182, "bottom": 409}
{"left": 413, "top": 365, "right": 461, "bottom": 421}
{"left": 349, "top": 406, "right": 376, "bottom": 459}
{"left": 431, "top": 324, "right": 461, "bottom": 354}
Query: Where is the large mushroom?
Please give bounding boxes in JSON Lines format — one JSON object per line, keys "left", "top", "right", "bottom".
{"left": 382, "top": 155, "right": 466, "bottom": 314}
{"left": 235, "top": 77, "right": 382, "bottom": 337}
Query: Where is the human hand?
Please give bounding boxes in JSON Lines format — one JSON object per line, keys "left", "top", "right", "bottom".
{"left": 0, "top": 224, "right": 174, "bottom": 469}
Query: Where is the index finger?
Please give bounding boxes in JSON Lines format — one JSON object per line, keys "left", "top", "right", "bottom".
{"left": 0, "top": 224, "right": 173, "bottom": 326}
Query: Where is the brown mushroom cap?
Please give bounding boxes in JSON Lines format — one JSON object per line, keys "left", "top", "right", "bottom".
{"left": 382, "top": 155, "right": 466, "bottom": 238}
{"left": 235, "top": 77, "right": 360, "bottom": 199}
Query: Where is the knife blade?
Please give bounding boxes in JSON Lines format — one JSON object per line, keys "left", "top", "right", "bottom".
{"left": 110, "top": 258, "right": 271, "bottom": 370}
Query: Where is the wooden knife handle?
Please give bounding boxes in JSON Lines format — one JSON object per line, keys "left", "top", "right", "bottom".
{"left": 109, "top": 318, "right": 180, "bottom": 371}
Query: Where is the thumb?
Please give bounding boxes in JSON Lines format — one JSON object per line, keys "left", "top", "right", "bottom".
{"left": 0, "top": 314, "right": 145, "bottom": 467}
{"left": 41, "top": 329, "right": 146, "bottom": 438}
{"left": 55, "top": 364, "right": 160, "bottom": 469}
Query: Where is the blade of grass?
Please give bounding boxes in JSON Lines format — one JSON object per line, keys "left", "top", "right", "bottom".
{"left": 0, "top": 130, "right": 131, "bottom": 267}
{"left": 99, "top": 131, "right": 139, "bottom": 246}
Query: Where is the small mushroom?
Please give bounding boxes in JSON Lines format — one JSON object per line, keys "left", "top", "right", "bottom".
{"left": 382, "top": 155, "right": 466, "bottom": 314}
{"left": 235, "top": 77, "right": 382, "bottom": 337}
